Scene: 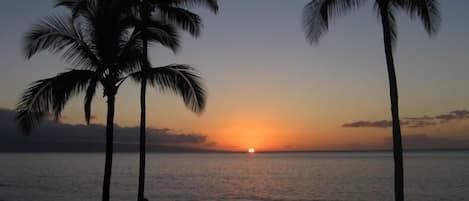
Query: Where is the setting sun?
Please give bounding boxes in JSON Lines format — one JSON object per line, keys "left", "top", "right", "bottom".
{"left": 248, "top": 148, "right": 255, "bottom": 153}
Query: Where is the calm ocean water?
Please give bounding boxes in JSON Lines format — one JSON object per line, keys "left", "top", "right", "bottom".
{"left": 0, "top": 152, "right": 468, "bottom": 201}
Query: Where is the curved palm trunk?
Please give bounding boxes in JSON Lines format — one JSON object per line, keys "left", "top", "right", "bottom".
{"left": 137, "top": 1, "right": 149, "bottom": 200}
{"left": 380, "top": 10, "right": 404, "bottom": 201}
{"left": 103, "top": 95, "right": 116, "bottom": 201}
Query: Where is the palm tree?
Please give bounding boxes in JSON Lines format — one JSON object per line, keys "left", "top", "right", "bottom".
{"left": 302, "top": 0, "right": 440, "bottom": 201}
{"left": 16, "top": 1, "right": 181, "bottom": 201}
{"left": 135, "top": 1, "right": 217, "bottom": 200}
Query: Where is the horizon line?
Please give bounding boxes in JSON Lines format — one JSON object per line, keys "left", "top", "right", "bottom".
{"left": 1, "top": 148, "right": 468, "bottom": 154}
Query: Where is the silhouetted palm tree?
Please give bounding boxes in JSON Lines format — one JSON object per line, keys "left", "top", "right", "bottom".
{"left": 16, "top": 1, "right": 181, "bottom": 201}
{"left": 302, "top": 0, "right": 440, "bottom": 201}
{"left": 135, "top": 1, "right": 217, "bottom": 200}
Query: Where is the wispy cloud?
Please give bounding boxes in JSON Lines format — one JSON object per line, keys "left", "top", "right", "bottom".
{"left": 343, "top": 120, "right": 393, "bottom": 128}
{"left": 343, "top": 110, "right": 469, "bottom": 128}
{"left": 435, "top": 110, "right": 469, "bottom": 123}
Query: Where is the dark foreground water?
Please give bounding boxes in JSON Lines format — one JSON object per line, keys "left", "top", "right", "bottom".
{"left": 0, "top": 152, "right": 468, "bottom": 201}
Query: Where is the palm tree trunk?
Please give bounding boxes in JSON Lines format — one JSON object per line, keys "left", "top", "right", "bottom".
{"left": 137, "top": 73, "right": 147, "bottom": 201}
{"left": 138, "top": 73, "right": 147, "bottom": 201}
{"left": 380, "top": 10, "right": 404, "bottom": 201}
{"left": 102, "top": 94, "right": 116, "bottom": 201}
{"left": 137, "top": 1, "right": 149, "bottom": 200}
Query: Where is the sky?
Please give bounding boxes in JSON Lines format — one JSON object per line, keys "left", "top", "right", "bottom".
{"left": 1, "top": 0, "right": 469, "bottom": 152}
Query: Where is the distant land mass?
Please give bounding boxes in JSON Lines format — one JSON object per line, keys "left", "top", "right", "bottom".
{"left": 0, "top": 108, "right": 220, "bottom": 153}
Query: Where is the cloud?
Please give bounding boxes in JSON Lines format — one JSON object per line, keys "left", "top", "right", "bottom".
{"left": 342, "top": 119, "right": 435, "bottom": 128}
{"left": 435, "top": 110, "right": 469, "bottom": 123}
{"left": 0, "top": 108, "right": 212, "bottom": 152}
{"left": 342, "top": 120, "right": 393, "bottom": 128}
{"left": 343, "top": 109, "right": 469, "bottom": 128}
{"left": 148, "top": 128, "right": 207, "bottom": 144}
{"left": 384, "top": 134, "right": 469, "bottom": 149}
{"left": 203, "top": 141, "right": 218, "bottom": 147}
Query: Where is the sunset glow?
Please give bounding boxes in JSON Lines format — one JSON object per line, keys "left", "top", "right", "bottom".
{"left": 248, "top": 148, "right": 255, "bottom": 153}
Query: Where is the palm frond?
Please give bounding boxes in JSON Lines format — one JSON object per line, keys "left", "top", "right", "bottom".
{"left": 387, "top": 10, "right": 398, "bottom": 48}
{"left": 23, "top": 14, "right": 100, "bottom": 69}
{"left": 131, "top": 64, "right": 206, "bottom": 114}
{"left": 149, "top": 0, "right": 218, "bottom": 14}
{"left": 302, "top": 0, "right": 364, "bottom": 44}
{"left": 398, "top": 0, "right": 440, "bottom": 36}
{"left": 375, "top": 1, "right": 398, "bottom": 48}
{"left": 108, "top": 0, "right": 138, "bottom": 21}
{"left": 55, "top": 0, "right": 99, "bottom": 22}
{"left": 158, "top": 6, "right": 202, "bottom": 38}
{"left": 117, "top": 34, "right": 144, "bottom": 74}
{"left": 171, "top": 0, "right": 219, "bottom": 14}
{"left": 84, "top": 78, "right": 98, "bottom": 124}
{"left": 56, "top": 0, "right": 87, "bottom": 16}
{"left": 145, "top": 19, "right": 180, "bottom": 52}
{"left": 16, "top": 70, "right": 95, "bottom": 134}
{"left": 55, "top": 0, "right": 86, "bottom": 10}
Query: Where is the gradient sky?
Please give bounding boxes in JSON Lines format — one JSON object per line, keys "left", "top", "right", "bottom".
{"left": 1, "top": 0, "right": 469, "bottom": 151}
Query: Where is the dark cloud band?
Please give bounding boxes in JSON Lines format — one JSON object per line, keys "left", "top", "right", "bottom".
{"left": 343, "top": 110, "right": 469, "bottom": 128}
{"left": 0, "top": 108, "right": 211, "bottom": 152}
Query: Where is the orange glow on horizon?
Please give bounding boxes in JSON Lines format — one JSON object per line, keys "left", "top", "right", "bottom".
{"left": 248, "top": 148, "right": 255, "bottom": 153}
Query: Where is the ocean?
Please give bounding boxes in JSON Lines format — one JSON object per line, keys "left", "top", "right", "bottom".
{"left": 0, "top": 152, "right": 468, "bottom": 201}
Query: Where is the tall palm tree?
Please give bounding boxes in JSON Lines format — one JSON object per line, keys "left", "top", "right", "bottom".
{"left": 302, "top": 0, "right": 440, "bottom": 201}
{"left": 16, "top": 1, "right": 180, "bottom": 201}
{"left": 135, "top": 1, "right": 217, "bottom": 200}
